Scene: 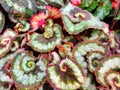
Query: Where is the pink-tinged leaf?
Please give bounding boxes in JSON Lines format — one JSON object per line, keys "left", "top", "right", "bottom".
{"left": 0, "top": 29, "right": 17, "bottom": 58}
{"left": 46, "top": 57, "right": 84, "bottom": 90}
{"left": 46, "top": 5, "right": 61, "bottom": 19}
{"left": 71, "top": 0, "right": 82, "bottom": 6}
{"left": 30, "top": 12, "right": 47, "bottom": 29}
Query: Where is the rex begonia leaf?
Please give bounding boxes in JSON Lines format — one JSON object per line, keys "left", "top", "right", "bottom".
{"left": 45, "top": 0, "right": 64, "bottom": 7}
{"left": 27, "top": 24, "right": 63, "bottom": 52}
{"left": 0, "top": 11, "right": 5, "bottom": 33}
{"left": 30, "top": 12, "right": 47, "bottom": 29}
{"left": 1, "top": 0, "right": 36, "bottom": 23}
{"left": 105, "top": 71, "right": 120, "bottom": 90}
{"left": 61, "top": 3, "right": 109, "bottom": 35}
{"left": 87, "top": 51, "right": 104, "bottom": 72}
{"left": 14, "top": 20, "right": 30, "bottom": 33}
{"left": 0, "top": 49, "right": 24, "bottom": 84}
{"left": 80, "top": 73, "right": 97, "bottom": 90}
{"left": 46, "top": 5, "right": 61, "bottom": 19}
{"left": 1, "top": 0, "right": 36, "bottom": 13}
{"left": 95, "top": 55, "right": 120, "bottom": 88}
{"left": 80, "top": 29, "right": 109, "bottom": 41}
{"left": 36, "top": 0, "right": 48, "bottom": 12}
{"left": 11, "top": 51, "right": 46, "bottom": 89}
{"left": 0, "top": 28, "right": 17, "bottom": 58}
{"left": 46, "top": 57, "right": 84, "bottom": 89}
{"left": 73, "top": 40, "right": 108, "bottom": 74}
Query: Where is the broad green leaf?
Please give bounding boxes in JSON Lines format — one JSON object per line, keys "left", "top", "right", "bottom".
{"left": 94, "top": 0, "right": 112, "bottom": 20}
{"left": 80, "top": 0, "right": 93, "bottom": 8}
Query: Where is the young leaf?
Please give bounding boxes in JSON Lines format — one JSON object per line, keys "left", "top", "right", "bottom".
{"left": 95, "top": 55, "right": 120, "bottom": 88}
{"left": 27, "top": 24, "right": 63, "bottom": 52}
{"left": 11, "top": 51, "right": 46, "bottom": 89}
{"left": 61, "top": 3, "right": 109, "bottom": 35}
{"left": 0, "top": 29, "right": 17, "bottom": 58}
{"left": 73, "top": 40, "right": 108, "bottom": 74}
{"left": 46, "top": 57, "right": 84, "bottom": 89}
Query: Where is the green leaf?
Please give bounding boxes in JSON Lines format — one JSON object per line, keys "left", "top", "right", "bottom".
{"left": 80, "top": 0, "right": 93, "bottom": 8}
{"left": 95, "top": 55, "right": 120, "bottom": 87}
{"left": 27, "top": 24, "right": 63, "bottom": 52}
{"left": 11, "top": 51, "right": 46, "bottom": 89}
{"left": 73, "top": 41, "right": 108, "bottom": 73}
{"left": 86, "top": 1, "right": 98, "bottom": 12}
{"left": 94, "top": 0, "right": 112, "bottom": 20}
{"left": 26, "top": 9, "right": 34, "bottom": 17}
{"left": 47, "top": 57, "right": 84, "bottom": 90}
{"left": 61, "top": 3, "right": 109, "bottom": 35}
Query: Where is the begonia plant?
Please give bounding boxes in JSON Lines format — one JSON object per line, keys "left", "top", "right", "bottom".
{"left": 0, "top": 0, "right": 120, "bottom": 90}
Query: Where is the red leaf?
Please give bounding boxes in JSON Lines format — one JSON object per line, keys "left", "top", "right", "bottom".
{"left": 30, "top": 12, "right": 47, "bottom": 29}
{"left": 46, "top": 5, "right": 61, "bottom": 19}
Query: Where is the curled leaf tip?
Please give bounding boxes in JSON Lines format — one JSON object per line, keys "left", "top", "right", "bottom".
{"left": 47, "top": 57, "right": 84, "bottom": 90}
{"left": 11, "top": 51, "right": 46, "bottom": 89}
{"left": 95, "top": 55, "right": 120, "bottom": 88}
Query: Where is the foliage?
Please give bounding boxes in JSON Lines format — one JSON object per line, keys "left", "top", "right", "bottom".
{"left": 0, "top": 0, "right": 120, "bottom": 90}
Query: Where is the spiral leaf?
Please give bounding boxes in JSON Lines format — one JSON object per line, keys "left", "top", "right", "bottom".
{"left": 0, "top": 29, "right": 17, "bottom": 58}
{"left": 46, "top": 57, "right": 84, "bottom": 89}
{"left": 105, "top": 71, "right": 120, "bottom": 89}
{"left": 61, "top": 3, "right": 109, "bottom": 35}
{"left": 0, "top": 49, "right": 24, "bottom": 84}
{"left": 80, "top": 29, "right": 109, "bottom": 43}
{"left": 87, "top": 51, "right": 104, "bottom": 72}
{"left": 73, "top": 40, "right": 108, "bottom": 74}
{"left": 58, "top": 42, "right": 73, "bottom": 58}
{"left": 27, "top": 24, "right": 63, "bottom": 52}
{"left": 1, "top": 0, "right": 36, "bottom": 13}
{"left": 14, "top": 20, "right": 30, "bottom": 33}
{"left": 11, "top": 51, "right": 46, "bottom": 89}
{"left": 0, "top": 11, "right": 5, "bottom": 33}
{"left": 95, "top": 55, "right": 120, "bottom": 88}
